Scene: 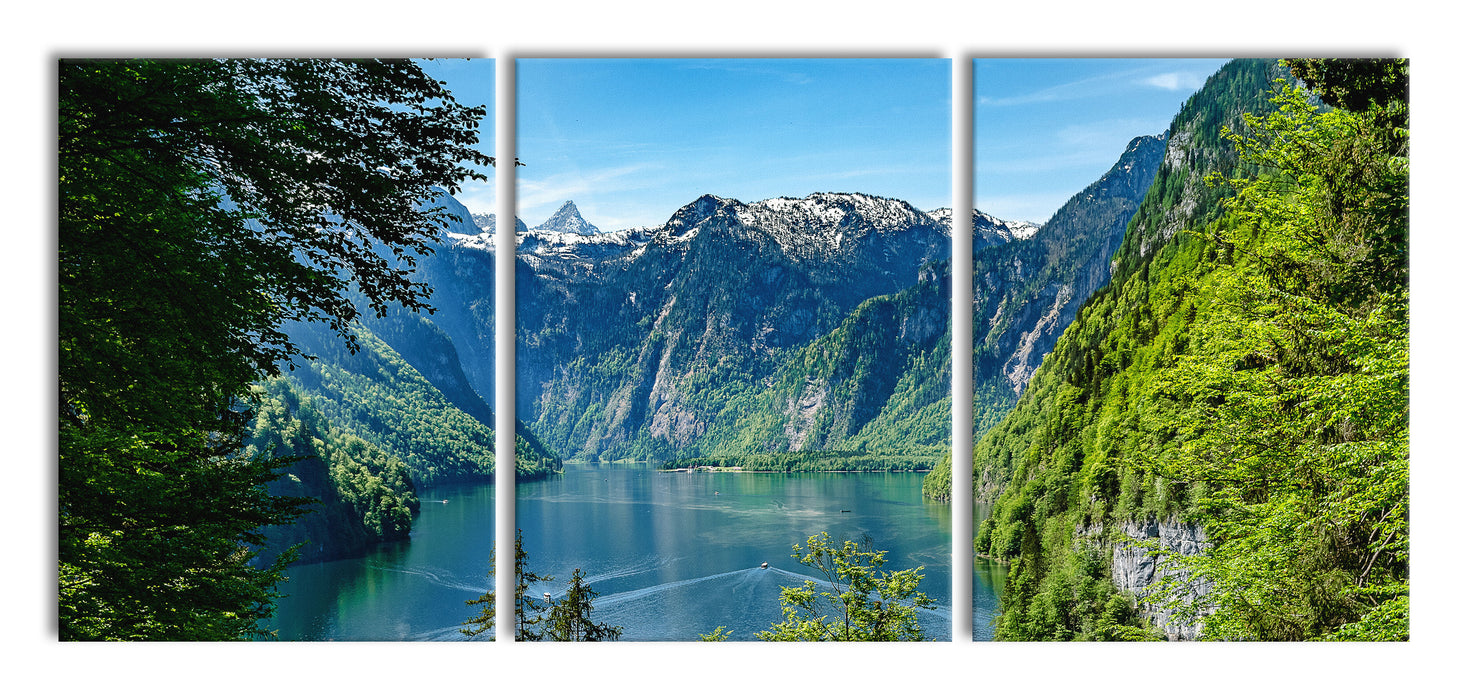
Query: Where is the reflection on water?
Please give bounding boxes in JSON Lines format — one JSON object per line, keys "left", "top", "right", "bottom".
{"left": 267, "top": 482, "right": 495, "bottom": 641}
{"left": 974, "top": 558, "right": 1006, "bottom": 640}
{"left": 268, "top": 462, "right": 1004, "bottom": 641}
{"left": 516, "top": 462, "right": 954, "bottom": 641}
{"left": 973, "top": 503, "right": 1006, "bottom": 640}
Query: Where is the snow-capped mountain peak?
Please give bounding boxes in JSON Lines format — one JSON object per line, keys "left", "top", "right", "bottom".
{"left": 535, "top": 200, "right": 602, "bottom": 237}
{"left": 927, "top": 207, "right": 1041, "bottom": 249}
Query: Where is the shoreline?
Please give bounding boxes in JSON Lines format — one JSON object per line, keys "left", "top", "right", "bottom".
{"left": 662, "top": 466, "right": 933, "bottom": 474}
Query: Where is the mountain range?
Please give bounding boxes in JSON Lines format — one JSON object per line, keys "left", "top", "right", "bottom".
{"left": 256, "top": 123, "right": 1167, "bottom": 558}
{"left": 499, "top": 135, "right": 1156, "bottom": 463}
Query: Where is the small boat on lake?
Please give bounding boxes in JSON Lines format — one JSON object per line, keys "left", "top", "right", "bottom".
{"left": 760, "top": 562, "right": 769, "bottom": 569}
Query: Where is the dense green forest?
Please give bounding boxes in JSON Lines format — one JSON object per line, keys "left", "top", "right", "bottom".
{"left": 246, "top": 379, "right": 420, "bottom": 564}
{"left": 58, "top": 58, "right": 493, "bottom": 640}
{"left": 689, "top": 262, "right": 954, "bottom": 458}
{"left": 282, "top": 319, "right": 559, "bottom": 485}
{"left": 970, "top": 59, "right": 1408, "bottom": 641}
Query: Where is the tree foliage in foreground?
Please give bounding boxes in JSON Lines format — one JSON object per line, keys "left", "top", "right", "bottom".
{"left": 969, "top": 59, "right": 1407, "bottom": 641}
{"left": 543, "top": 569, "right": 623, "bottom": 642}
{"left": 1154, "top": 59, "right": 1408, "bottom": 640}
{"left": 462, "top": 530, "right": 559, "bottom": 641}
{"left": 756, "top": 532, "right": 934, "bottom": 641}
{"left": 59, "top": 58, "right": 488, "bottom": 640}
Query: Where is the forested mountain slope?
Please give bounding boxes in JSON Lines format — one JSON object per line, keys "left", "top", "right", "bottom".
{"left": 244, "top": 193, "right": 562, "bottom": 563}
{"left": 246, "top": 378, "right": 419, "bottom": 564}
{"left": 969, "top": 59, "right": 1408, "bottom": 641}
{"left": 280, "top": 318, "right": 559, "bottom": 486}
{"left": 922, "top": 134, "right": 1167, "bottom": 499}
{"left": 511, "top": 192, "right": 954, "bottom": 461}
{"left": 694, "top": 257, "right": 953, "bottom": 457}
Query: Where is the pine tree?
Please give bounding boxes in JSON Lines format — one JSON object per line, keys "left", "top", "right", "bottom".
{"left": 543, "top": 569, "right": 622, "bottom": 642}
{"left": 462, "top": 530, "right": 557, "bottom": 640}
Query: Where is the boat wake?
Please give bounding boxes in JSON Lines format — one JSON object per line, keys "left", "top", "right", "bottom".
{"left": 368, "top": 564, "right": 488, "bottom": 594}
{"left": 409, "top": 624, "right": 477, "bottom": 642}
{"left": 582, "top": 566, "right": 762, "bottom": 608}
{"left": 576, "top": 554, "right": 679, "bottom": 587}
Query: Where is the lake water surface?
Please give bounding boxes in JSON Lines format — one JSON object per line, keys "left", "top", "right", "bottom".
{"left": 269, "top": 462, "right": 1003, "bottom": 641}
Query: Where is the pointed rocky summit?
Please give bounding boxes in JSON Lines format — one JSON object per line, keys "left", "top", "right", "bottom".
{"left": 537, "top": 200, "right": 602, "bottom": 236}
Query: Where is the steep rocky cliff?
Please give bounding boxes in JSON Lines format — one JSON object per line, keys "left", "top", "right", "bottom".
{"left": 1102, "top": 519, "right": 1211, "bottom": 640}
{"left": 923, "top": 134, "right": 1167, "bottom": 500}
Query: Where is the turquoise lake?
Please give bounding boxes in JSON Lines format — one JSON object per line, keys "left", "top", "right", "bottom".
{"left": 269, "top": 462, "right": 1003, "bottom": 641}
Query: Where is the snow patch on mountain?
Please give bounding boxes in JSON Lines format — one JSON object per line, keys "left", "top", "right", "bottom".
{"left": 534, "top": 200, "right": 602, "bottom": 237}
{"left": 667, "top": 192, "right": 944, "bottom": 260}
{"left": 518, "top": 226, "right": 654, "bottom": 259}
{"left": 743, "top": 193, "right": 934, "bottom": 250}
{"left": 927, "top": 207, "right": 1041, "bottom": 248}
{"left": 1002, "top": 219, "right": 1041, "bottom": 239}
{"left": 471, "top": 212, "right": 528, "bottom": 235}
{"left": 437, "top": 191, "right": 953, "bottom": 270}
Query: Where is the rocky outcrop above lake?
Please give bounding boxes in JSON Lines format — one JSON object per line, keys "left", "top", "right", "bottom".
{"left": 1108, "top": 518, "right": 1211, "bottom": 640}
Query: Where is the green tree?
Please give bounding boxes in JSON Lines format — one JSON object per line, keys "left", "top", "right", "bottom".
{"left": 462, "top": 530, "right": 556, "bottom": 640}
{"left": 462, "top": 557, "right": 496, "bottom": 639}
{"left": 245, "top": 378, "right": 419, "bottom": 565}
{"left": 543, "top": 569, "right": 622, "bottom": 642}
{"left": 756, "top": 532, "right": 934, "bottom": 641}
{"left": 59, "top": 58, "right": 489, "bottom": 640}
{"left": 1154, "top": 61, "right": 1408, "bottom": 640}
{"left": 698, "top": 626, "right": 732, "bottom": 642}
{"left": 963, "top": 58, "right": 1408, "bottom": 641}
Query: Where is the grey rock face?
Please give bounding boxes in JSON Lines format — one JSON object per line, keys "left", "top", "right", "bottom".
{"left": 1105, "top": 518, "right": 1211, "bottom": 640}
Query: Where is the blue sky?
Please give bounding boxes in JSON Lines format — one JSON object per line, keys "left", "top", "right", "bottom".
{"left": 515, "top": 59, "right": 951, "bottom": 231}
{"left": 974, "top": 58, "right": 1229, "bottom": 224}
{"left": 417, "top": 58, "right": 497, "bottom": 214}
{"left": 415, "top": 58, "right": 1230, "bottom": 230}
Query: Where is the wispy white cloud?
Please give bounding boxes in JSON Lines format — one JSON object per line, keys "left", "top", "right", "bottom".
{"left": 518, "top": 163, "right": 656, "bottom": 211}
{"left": 514, "top": 162, "right": 670, "bottom": 229}
{"left": 1055, "top": 117, "right": 1164, "bottom": 146}
{"left": 980, "top": 64, "right": 1212, "bottom": 108}
{"left": 979, "top": 149, "right": 1113, "bottom": 176}
{"left": 680, "top": 61, "right": 814, "bottom": 85}
{"left": 977, "top": 69, "right": 1138, "bottom": 107}
{"left": 976, "top": 84, "right": 1071, "bottom": 107}
{"left": 1139, "top": 71, "right": 1208, "bottom": 92}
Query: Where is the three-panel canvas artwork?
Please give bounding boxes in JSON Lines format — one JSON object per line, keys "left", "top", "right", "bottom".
{"left": 60, "top": 56, "right": 1409, "bottom": 644}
